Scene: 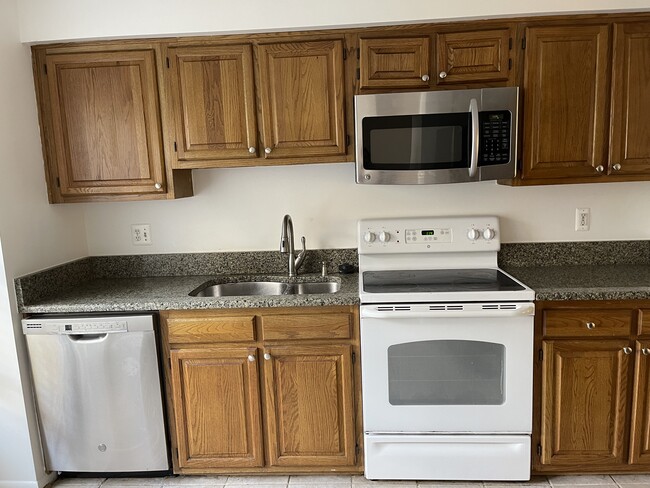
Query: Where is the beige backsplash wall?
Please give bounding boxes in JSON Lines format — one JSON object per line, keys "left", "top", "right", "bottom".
{"left": 83, "top": 163, "right": 650, "bottom": 255}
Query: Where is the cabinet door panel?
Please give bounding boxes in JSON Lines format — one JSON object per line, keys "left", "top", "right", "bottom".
{"left": 541, "top": 339, "right": 631, "bottom": 468}
{"left": 630, "top": 341, "right": 650, "bottom": 465}
{"left": 257, "top": 40, "right": 346, "bottom": 159}
{"left": 522, "top": 25, "right": 610, "bottom": 179}
{"left": 263, "top": 345, "right": 356, "bottom": 467}
{"left": 45, "top": 50, "right": 166, "bottom": 196}
{"left": 610, "top": 22, "right": 650, "bottom": 176}
{"left": 359, "top": 36, "right": 431, "bottom": 89}
{"left": 436, "top": 29, "right": 511, "bottom": 84}
{"left": 170, "top": 347, "right": 263, "bottom": 468}
{"left": 169, "top": 45, "right": 258, "bottom": 166}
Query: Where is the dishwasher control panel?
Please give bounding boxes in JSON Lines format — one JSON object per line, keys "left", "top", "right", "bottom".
{"left": 22, "top": 315, "right": 153, "bottom": 335}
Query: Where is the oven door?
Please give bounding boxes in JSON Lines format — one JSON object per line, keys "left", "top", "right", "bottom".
{"left": 360, "top": 303, "right": 534, "bottom": 434}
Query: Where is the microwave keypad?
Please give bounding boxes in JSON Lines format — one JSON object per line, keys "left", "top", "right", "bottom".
{"left": 479, "top": 111, "right": 511, "bottom": 166}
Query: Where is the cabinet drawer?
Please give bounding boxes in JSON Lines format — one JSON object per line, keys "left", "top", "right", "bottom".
{"left": 261, "top": 313, "right": 352, "bottom": 340}
{"left": 638, "top": 309, "right": 650, "bottom": 337}
{"left": 543, "top": 310, "right": 632, "bottom": 338}
{"left": 167, "top": 316, "right": 255, "bottom": 343}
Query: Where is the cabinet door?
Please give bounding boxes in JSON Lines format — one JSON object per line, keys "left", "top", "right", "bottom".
{"left": 358, "top": 36, "right": 431, "bottom": 90}
{"left": 168, "top": 45, "right": 258, "bottom": 167}
{"left": 540, "top": 339, "right": 631, "bottom": 468}
{"left": 630, "top": 341, "right": 650, "bottom": 465}
{"left": 262, "top": 344, "right": 356, "bottom": 467}
{"left": 170, "top": 347, "right": 263, "bottom": 468}
{"left": 436, "top": 29, "right": 511, "bottom": 85}
{"left": 256, "top": 40, "right": 347, "bottom": 159}
{"left": 609, "top": 22, "right": 650, "bottom": 176}
{"left": 44, "top": 50, "right": 167, "bottom": 196}
{"left": 522, "top": 25, "right": 611, "bottom": 180}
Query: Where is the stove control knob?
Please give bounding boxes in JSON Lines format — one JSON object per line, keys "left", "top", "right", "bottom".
{"left": 483, "top": 228, "right": 496, "bottom": 241}
{"left": 363, "top": 231, "right": 376, "bottom": 243}
{"left": 379, "top": 231, "right": 391, "bottom": 243}
{"left": 467, "top": 228, "right": 481, "bottom": 241}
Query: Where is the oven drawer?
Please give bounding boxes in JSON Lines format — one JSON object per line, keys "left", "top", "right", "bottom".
{"left": 544, "top": 310, "right": 632, "bottom": 338}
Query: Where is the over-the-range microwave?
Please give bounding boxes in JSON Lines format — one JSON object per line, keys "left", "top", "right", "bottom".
{"left": 354, "top": 87, "right": 519, "bottom": 185}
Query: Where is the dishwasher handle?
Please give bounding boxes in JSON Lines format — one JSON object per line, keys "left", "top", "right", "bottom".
{"left": 67, "top": 333, "right": 109, "bottom": 343}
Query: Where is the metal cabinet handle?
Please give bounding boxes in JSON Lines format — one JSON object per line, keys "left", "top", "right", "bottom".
{"left": 264, "top": 353, "right": 271, "bottom": 360}
{"left": 264, "top": 147, "right": 272, "bottom": 154}
{"left": 613, "top": 163, "right": 622, "bottom": 171}
{"left": 586, "top": 322, "right": 596, "bottom": 329}
{"left": 439, "top": 71, "right": 447, "bottom": 79}
{"left": 154, "top": 182, "right": 162, "bottom": 190}
{"left": 247, "top": 354, "right": 255, "bottom": 362}
{"left": 623, "top": 347, "right": 633, "bottom": 355}
{"left": 596, "top": 165, "right": 604, "bottom": 173}
{"left": 643, "top": 348, "right": 650, "bottom": 356}
{"left": 421, "top": 74, "right": 430, "bottom": 82}
{"left": 248, "top": 146, "right": 256, "bottom": 154}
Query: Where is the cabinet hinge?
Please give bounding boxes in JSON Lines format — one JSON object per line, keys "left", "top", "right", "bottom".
{"left": 43, "top": 64, "right": 47, "bottom": 75}
{"left": 537, "top": 444, "right": 542, "bottom": 456}
{"left": 352, "top": 351, "right": 356, "bottom": 363}
{"left": 522, "top": 37, "right": 526, "bottom": 50}
{"left": 357, "top": 48, "right": 360, "bottom": 60}
{"left": 55, "top": 177, "right": 60, "bottom": 188}
{"left": 173, "top": 141, "right": 177, "bottom": 152}
{"left": 509, "top": 37, "right": 513, "bottom": 50}
{"left": 508, "top": 58, "right": 512, "bottom": 71}
{"left": 166, "top": 57, "right": 170, "bottom": 68}
{"left": 538, "top": 349, "right": 543, "bottom": 361}
{"left": 356, "top": 68, "right": 360, "bottom": 80}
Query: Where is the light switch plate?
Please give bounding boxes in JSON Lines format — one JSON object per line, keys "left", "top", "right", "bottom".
{"left": 575, "top": 208, "right": 590, "bottom": 231}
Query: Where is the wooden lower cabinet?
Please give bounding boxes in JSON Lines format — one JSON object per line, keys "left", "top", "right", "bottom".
{"left": 535, "top": 302, "right": 650, "bottom": 473}
{"left": 161, "top": 306, "right": 362, "bottom": 474}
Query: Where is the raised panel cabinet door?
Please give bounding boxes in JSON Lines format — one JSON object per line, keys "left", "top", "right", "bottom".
{"left": 609, "top": 22, "right": 650, "bottom": 176}
{"left": 168, "top": 45, "right": 258, "bottom": 167}
{"left": 540, "top": 339, "right": 631, "bottom": 468}
{"left": 262, "top": 344, "right": 356, "bottom": 467}
{"left": 169, "top": 347, "right": 264, "bottom": 469}
{"left": 44, "top": 50, "right": 166, "bottom": 196}
{"left": 358, "top": 36, "right": 431, "bottom": 89}
{"left": 435, "top": 28, "right": 511, "bottom": 85}
{"left": 522, "top": 25, "right": 611, "bottom": 180}
{"left": 256, "top": 40, "right": 347, "bottom": 159}
{"left": 630, "top": 341, "right": 650, "bottom": 465}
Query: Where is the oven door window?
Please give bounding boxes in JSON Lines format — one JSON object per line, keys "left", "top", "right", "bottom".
{"left": 362, "top": 113, "right": 470, "bottom": 170}
{"left": 387, "top": 340, "right": 505, "bottom": 405}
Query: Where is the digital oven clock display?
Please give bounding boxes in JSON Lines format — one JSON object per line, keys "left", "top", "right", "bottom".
{"left": 405, "top": 227, "right": 452, "bottom": 243}
{"left": 421, "top": 230, "right": 435, "bottom": 236}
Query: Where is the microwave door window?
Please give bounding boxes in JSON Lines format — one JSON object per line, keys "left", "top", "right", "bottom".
{"left": 363, "top": 113, "right": 470, "bottom": 170}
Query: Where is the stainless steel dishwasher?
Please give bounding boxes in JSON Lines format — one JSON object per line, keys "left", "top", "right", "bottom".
{"left": 22, "top": 314, "right": 169, "bottom": 473}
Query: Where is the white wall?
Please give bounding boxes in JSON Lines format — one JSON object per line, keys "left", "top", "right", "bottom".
{"left": 0, "top": 0, "right": 88, "bottom": 486}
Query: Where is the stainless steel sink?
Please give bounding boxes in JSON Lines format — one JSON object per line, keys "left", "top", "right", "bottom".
{"left": 190, "top": 280, "right": 340, "bottom": 297}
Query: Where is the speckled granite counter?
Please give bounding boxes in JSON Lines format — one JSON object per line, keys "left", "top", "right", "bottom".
{"left": 16, "top": 249, "right": 359, "bottom": 314}
{"left": 500, "top": 241, "right": 650, "bottom": 301}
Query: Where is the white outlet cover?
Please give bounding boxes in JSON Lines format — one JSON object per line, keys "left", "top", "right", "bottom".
{"left": 131, "top": 224, "right": 152, "bottom": 245}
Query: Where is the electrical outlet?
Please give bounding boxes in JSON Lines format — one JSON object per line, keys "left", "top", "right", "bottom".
{"left": 131, "top": 224, "right": 152, "bottom": 245}
{"left": 575, "top": 208, "right": 590, "bottom": 231}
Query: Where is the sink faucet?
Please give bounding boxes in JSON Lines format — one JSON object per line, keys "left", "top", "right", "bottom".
{"left": 280, "top": 214, "right": 306, "bottom": 277}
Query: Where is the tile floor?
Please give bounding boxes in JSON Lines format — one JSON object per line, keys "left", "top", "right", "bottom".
{"left": 48, "top": 474, "right": 650, "bottom": 488}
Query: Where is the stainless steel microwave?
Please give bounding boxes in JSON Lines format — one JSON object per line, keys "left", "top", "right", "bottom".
{"left": 354, "top": 87, "right": 519, "bottom": 184}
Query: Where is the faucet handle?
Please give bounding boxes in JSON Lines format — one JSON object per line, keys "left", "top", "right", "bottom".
{"left": 295, "top": 236, "right": 307, "bottom": 270}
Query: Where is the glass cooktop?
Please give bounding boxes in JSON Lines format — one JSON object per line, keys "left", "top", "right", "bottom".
{"left": 362, "top": 268, "right": 525, "bottom": 294}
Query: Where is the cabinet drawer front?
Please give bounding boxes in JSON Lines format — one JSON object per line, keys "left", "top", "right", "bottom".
{"left": 544, "top": 310, "right": 632, "bottom": 337}
{"left": 261, "top": 313, "right": 352, "bottom": 340}
{"left": 167, "top": 316, "right": 255, "bottom": 343}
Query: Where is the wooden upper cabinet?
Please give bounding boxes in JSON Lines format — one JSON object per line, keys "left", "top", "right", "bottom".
{"left": 256, "top": 40, "right": 347, "bottom": 159}
{"left": 358, "top": 36, "right": 431, "bottom": 90}
{"left": 541, "top": 339, "right": 632, "bottom": 468}
{"left": 42, "top": 49, "right": 168, "bottom": 198}
{"left": 522, "top": 25, "right": 611, "bottom": 180}
{"left": 609, "top": 22, "right": 650, "bottom": 176}
{"left": 262, "top": 344, "right": 356, "bottom": 467}
{"left": 435, "top": 28, "right": 512, "bottom": 85}
{"left": 167, "top": 45, "right": 258, "bottom": 168}
{"left": 169, "top": 347, "right": 264, "bottom": 469}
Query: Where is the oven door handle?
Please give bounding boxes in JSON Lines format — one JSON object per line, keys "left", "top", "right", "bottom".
{"left": 361, "top": 305, "right": 535, "bottom": 319}
{"left": 468, "top": 97, "right": 479, "bottom": 179}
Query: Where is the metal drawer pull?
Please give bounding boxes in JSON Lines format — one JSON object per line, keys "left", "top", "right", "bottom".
{"left": 264, "top": 147, "right": 272, "bottom": 154}
{"left": 264, "top": 353, "right": 271, "bottom": 360}
{"left": 586, "top": 322, "right": 596, "bottom": 329}
{"left": 643, "top": 348, "right": 650, "bottom": 356}
{"left": 596, "top": 165, "right": 604, "bottom": 173}
{"left": 247, "top": 355, "right": 255, "bottom": 362}
{"left": 154, "top": 182, "right": 162, "bottom": 190}
{"left": 439, "top": 71, "right": 447, "bottom": 79}
{"left": 422, "top": 74, "right": 430, "bottom": 82}
{"left": 613, "top": 163, "right": 622, "bottom": 171}
{"left": 248, "top": 146, "right": 256, "bottom": 154}
{"left": 623, "top": 347, "right": 633, "bottom": 355}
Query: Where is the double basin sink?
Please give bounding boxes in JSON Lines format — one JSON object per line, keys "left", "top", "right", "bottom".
{"left": 190, "top": 278, "right": 340, "bottom": 297}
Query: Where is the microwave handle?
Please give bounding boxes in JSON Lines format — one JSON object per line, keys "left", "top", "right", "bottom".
{"left": 469, "top": 98, "right": 479, "bottom": 178}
